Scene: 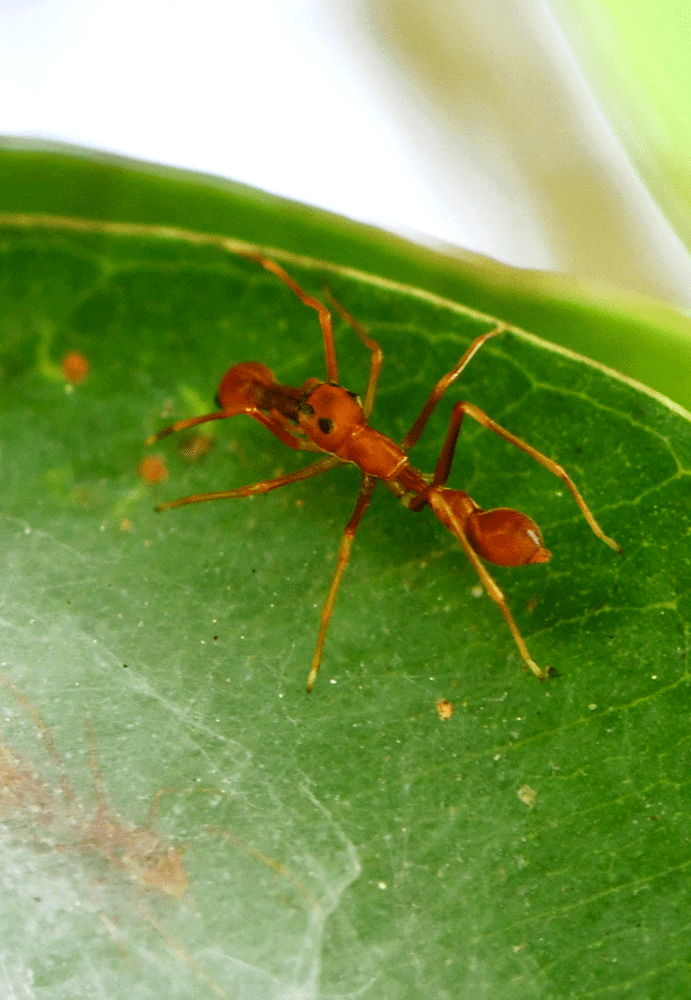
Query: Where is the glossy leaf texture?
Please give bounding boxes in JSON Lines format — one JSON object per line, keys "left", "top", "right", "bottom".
{"left": 1, "top": 215, "right": 690, "bottom": 1000}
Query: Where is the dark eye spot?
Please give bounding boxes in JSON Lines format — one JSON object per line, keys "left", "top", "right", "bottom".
{"left": 318, "top": 417, "right": 334, "bottom": 435}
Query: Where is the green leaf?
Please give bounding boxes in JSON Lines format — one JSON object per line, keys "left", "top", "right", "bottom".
{"left": 2, "top": 143, "right": 691, "bottom": 410}
{"left": 0, "top": 166, "right": 690, "bottom": 998}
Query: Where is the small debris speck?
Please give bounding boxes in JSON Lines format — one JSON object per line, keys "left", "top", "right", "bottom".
{"left": 436, "top": 699, "right": 454, "bottom": 721}
{"left": 517, "top": 785, "right": 537, "bottom": 808}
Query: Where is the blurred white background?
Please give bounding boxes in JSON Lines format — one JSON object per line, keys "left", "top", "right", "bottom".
{"left": 3, "top": 0, "right": 691, "bottom": 305}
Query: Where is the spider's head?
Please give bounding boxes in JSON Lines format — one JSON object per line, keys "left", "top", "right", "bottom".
{"left": 298, "top": 382, "right": 365, "bottom": 454}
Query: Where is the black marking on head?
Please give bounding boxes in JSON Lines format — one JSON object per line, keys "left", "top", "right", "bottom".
{"left": 299, "top": 401, "right": 315, "bottom": 416}
{"left": 318, "top": 417, "right": 334, "bottom": 435}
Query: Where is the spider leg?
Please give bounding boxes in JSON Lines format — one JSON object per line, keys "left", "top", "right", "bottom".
{"left": 246, "top": 254, "right": 341, "bottom": 384}
{"left": 433, "top": 494, "right": 547, "bottom": 679}
{"left": 155, "top": 456, "right": 342, "bottom": 511}
{"left": 324, "top": 290, "right": 383, "bottom": 421}
{"left": 401, "top": 324, "right": 508, "bottom": 452}
{"left": 431, "top": 400, "right": 620, "bottom": 551}
{"left": 306, "top": 474, "right": 376, "bottom": 692}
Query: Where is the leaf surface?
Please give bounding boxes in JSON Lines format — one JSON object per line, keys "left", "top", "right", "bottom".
{"left": 0, "top": 213, "right": 689, "bottom": 999}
